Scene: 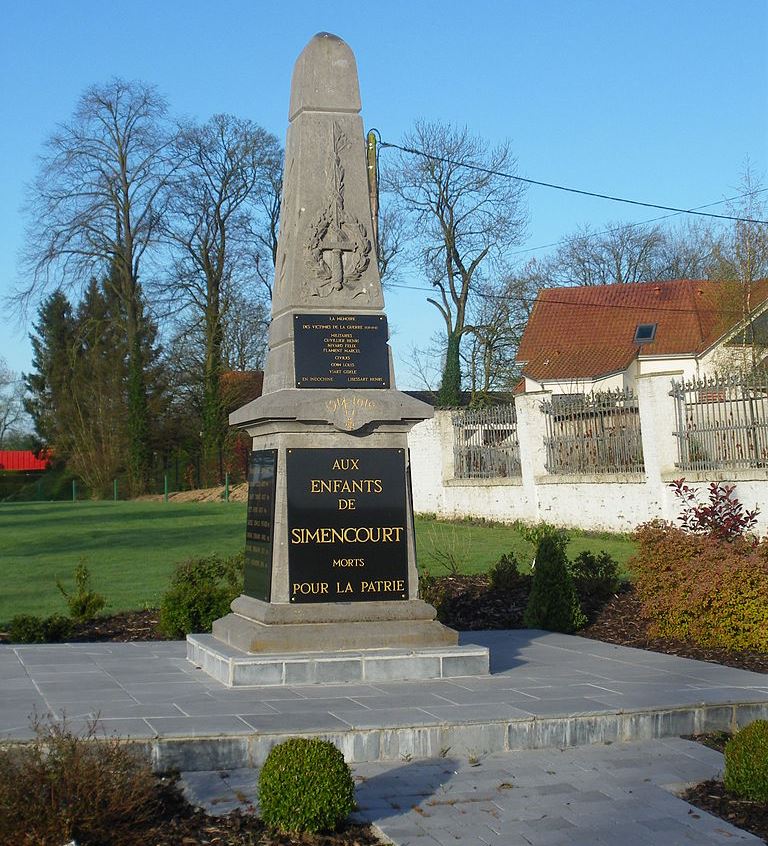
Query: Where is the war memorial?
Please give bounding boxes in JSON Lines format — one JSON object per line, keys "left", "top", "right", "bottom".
{"left": 187, "top": 33, "right": 489, "bottom": 686}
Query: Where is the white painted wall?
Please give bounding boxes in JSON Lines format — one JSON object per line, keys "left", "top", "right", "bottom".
{"left": 408, "top": 370, "right": 768, "bottom": 535}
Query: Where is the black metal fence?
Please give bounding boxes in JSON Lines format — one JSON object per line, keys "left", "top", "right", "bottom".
{"left": 671, "top": 372, "right": 768, "bottom": 470}
{"left": 451, "top": 405, "right": 521, "bottom": 479}
{"left": 541, "top": 388, "right": 645, "bottom": 475}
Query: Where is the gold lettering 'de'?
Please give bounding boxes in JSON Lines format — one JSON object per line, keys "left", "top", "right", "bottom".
{"left": 290, "top": 526, "right": 403, "bottom": 544}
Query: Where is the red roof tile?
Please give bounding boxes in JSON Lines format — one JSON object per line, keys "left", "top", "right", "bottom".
{"left": 516, "top": 279, "right": 768, "bottom": 382}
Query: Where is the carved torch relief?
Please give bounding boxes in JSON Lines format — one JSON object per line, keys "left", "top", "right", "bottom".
{"left": 305, "top": 123, "right": 372, "bottom": 300}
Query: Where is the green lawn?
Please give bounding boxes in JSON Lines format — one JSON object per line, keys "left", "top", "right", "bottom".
{"left": 0, "top": 501, "right": 637, "bottom": 623}
{"left": 415, "top": 516, "right": 636, "bottom": 576}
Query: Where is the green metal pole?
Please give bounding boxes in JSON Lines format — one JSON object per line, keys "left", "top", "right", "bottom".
{"left": 72, "top": 479, "right": 76, "bottom": 502}
{"left": 164, "top": 473, "right": 169, "bottom": 503}
{"left": 113, "top": 478, "right": 118, "bottom": 502}
{"left": 225, "top": 472, "right": 230, "bottom": 502}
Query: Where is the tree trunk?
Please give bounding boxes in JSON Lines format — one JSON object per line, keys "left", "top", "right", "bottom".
{"left": 438, "top": 332, "right": 462, "bottom": 407}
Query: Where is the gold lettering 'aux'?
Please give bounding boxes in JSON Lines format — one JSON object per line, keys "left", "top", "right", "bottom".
{"left": 290, "top": 526, "right": 404, "bottom": 544}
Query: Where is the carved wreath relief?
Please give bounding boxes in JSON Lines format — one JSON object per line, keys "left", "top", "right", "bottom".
{"left": 305, "top": 123, "right": 372, "bottom": 299}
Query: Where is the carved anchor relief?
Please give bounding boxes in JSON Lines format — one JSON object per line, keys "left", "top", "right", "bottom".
{"left": 305, "top": 123, "right": 371, "bottom": 298}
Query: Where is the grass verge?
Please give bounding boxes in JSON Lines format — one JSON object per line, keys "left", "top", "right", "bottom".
{"left": 0, "top": 501, "right": 637, "bottom": 624}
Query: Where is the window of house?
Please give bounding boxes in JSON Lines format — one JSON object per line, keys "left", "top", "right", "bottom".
{"left": 634, "top": 323, "right": 657, "bottom": 343}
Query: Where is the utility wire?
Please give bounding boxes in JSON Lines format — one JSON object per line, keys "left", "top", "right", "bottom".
{"left": 386, "top": 281, "right": 765, "bottom": 317}
{"left": 379, "top": 140, "right": 768, "bottom": 225}
{"left": 509, "top": 188, "right": 768, "bottom": 258}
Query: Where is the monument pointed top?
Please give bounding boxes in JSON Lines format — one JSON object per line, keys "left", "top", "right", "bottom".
{"left": 288, "top": 32, "right": 362, "bottom": 120}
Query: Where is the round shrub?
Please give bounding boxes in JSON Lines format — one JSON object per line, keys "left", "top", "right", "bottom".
{"left": 523, "top": 536, "right": 586, "bottom": 633}
{"left": 489, "top": 553, "right": 524, "bottom": 594}
{"left": 158, "top": 553, "right": 243, "bottom": 638}
{"left": 568, "top": 550, "right": 622, "bottom": 619}
{"left": 724, "top": 720, "right": 768, "bottom": 801}
{"left": 8, "top": 614, "right": 72, "bottom": 644}
{"left": 258, "top": 738, "right": 355, "bottom": 833}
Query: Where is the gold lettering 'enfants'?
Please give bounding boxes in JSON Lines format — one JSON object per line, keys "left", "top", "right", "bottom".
{"left": 310, "top": 478, "right": 382, "bottom": 494}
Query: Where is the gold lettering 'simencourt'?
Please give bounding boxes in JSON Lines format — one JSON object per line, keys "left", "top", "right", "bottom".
{"left": 290, "top": 526, "right": 403, "bottom": 544}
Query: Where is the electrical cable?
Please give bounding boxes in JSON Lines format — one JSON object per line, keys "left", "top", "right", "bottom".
{"left": 379, "top": 139, "right": 768, "bottom": 225}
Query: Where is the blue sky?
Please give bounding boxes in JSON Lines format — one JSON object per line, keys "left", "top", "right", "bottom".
{"left": 1, "top": 0, "right": 766, "bottom": 387}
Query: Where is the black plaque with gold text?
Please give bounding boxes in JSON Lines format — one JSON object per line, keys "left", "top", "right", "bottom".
{"left": 286, "top": 448, "right": 408, "bottom": 603}
{"left": 243, "top": 449, "right": 278, "bottom": 601}
{"left": 294, "top": 314, "right": 390, "bottom": 388}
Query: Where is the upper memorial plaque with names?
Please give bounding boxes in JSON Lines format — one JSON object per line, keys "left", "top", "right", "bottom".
{"left": 294, "top": 313, "right": 390, "bottom": 389}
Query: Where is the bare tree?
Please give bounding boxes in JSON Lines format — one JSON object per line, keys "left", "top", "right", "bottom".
{"left": 0, "top": 359, "right": 27, "bottom": 448}
{"left": 247, "top": 152, "right": 283, "bottom": 301}
{"left": 549, "top": 219, "right": 720, "bottom": 287}
{"left": 709, "top": 167, "right": 768, "bottom": 368}
{"left": 162, "top": 114, "right": 280, "bottom": 482}
{"left": 385, "top": 121, "right": 527, "bottom": 405}
{"left": 19, "top": 78, "right": 175, "bottom": 493}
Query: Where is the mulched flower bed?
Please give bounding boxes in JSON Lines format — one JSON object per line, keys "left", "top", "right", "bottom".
{"left": 54, "top": 772, "right": 380, "bottom": 846}
{"left": 682, "top": 733, "right": 768, "bottom": 845}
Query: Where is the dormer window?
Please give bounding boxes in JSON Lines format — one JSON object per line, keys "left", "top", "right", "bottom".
{"left": 634, "top": 323, "right": 657, "bottom": 343}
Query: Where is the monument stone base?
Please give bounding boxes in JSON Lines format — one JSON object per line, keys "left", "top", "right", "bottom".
{"left": 187, "top": 633, "right": 489, "bottom": 688}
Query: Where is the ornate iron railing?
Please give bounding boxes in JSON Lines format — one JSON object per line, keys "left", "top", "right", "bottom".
{"left": 671, "top": 372, "right": 768, "bottom": 470}
{"left": 541, "top": 389, "right": 644, "bottom": 475}
{"left": 452, "top": 405, "right": 521, "bottom": 479}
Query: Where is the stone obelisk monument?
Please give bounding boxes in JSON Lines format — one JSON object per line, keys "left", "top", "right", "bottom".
{"left": 189, "top": 33, "right": 488, "bottom": 685}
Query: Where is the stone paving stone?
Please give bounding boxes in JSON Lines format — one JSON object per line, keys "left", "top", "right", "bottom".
{"left": 421, "top": 703, "right": 535, "bottom": 722}
{"left": 146, "top": 715, "right": 254, "bottom": 737}
{"left": 331, "top": 706, "right": 441, "bottom": 729}
{"left": 64, "top": 717, "right": 157, "bottom": 738}
{"left": 180, "top": 739, "right": 766, "bottom": 845}
{"left": 237, "top": 712, "right": 351, "bottom": 732}
{"left": 176, "top": 699, "right": 279, "bottom": 717}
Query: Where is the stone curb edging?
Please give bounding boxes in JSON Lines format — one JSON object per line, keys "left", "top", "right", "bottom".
{"left": 83, "top": 699, "right": 768, "bottom": 773}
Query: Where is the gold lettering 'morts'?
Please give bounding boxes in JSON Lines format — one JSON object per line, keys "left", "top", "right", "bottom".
{"left": 290, "top": 526, "right": 404, "bottom": 544}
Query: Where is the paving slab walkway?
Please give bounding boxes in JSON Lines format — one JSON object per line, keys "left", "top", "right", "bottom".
{"left": 1, "top": 630, "right": 767, "bottom": 773}
{"left": 182, "top": 738, "right": 763, "bottom": 845}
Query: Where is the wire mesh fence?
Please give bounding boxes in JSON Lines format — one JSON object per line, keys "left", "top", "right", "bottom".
{"left": 541, "top": 388, "right": 645, "bottom": 475}
{"left": 671, "top": 372, "right": 768, "bottom": 470}
{"left": 451, "top": 404, "right": 521, "bottom": 479}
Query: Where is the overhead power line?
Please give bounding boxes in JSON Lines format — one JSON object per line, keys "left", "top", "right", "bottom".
{"left": 509, "top": 188, "right": 768, "bottom": 258}
{"left": 386, "top": 281, "right": 765, "bottom": 317}
{"left": 379, "top": 139, "right": 768, "bottom": 225}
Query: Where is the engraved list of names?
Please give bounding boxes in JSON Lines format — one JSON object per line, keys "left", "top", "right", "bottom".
{"left": 294, "top": 313, "right": 390, "bottom": 388}
{"left": 243, "top": 449, "right": 278, "bottom": 602}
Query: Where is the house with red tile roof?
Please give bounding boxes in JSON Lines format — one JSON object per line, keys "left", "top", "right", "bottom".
{"left": 516, "top": 279, "right": 768, "bottom": 394}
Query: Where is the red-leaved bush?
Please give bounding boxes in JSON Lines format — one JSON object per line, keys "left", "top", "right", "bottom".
{"left": 631, "top": 522, "right": 768, "bottom": 652}
{"left": 669, "top": 479, "right": 760, "bottom": 543}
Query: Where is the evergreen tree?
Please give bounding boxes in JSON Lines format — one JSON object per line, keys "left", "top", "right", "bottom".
{"left": 24, "top": 291, "right": 76, "bottom": 446}
{"left": 523, "top": 536, "right": 586, "bottom": 634}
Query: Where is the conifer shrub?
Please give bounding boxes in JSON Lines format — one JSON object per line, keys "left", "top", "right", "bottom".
{"left": 0, "top": 717, "right": 159, "bottom": 845}
{"left": 631, "top": 522, "right": 768, "bottom": 651}
{"left": 488, "top": 552, "right": 524, "bottom": 594}
{"left": 57, "top": 560, "right": 106, "bottom": 621}
{"left": 7, "top": 613, "right": 72, "bottom": 644}
{"left": 158, "top": 552, "right": 243, "bottom": 638}
{"left": 724, "top": 720, "right": 768, "bottom": 801}
{"left": 258, "top": 737, "right": 355, "bottom": 834}
{"left": 568, "top": 550, "right": 622, "bottom": 619}
{"left": 523, "top": 536, "right": 586, "bottom": 633}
